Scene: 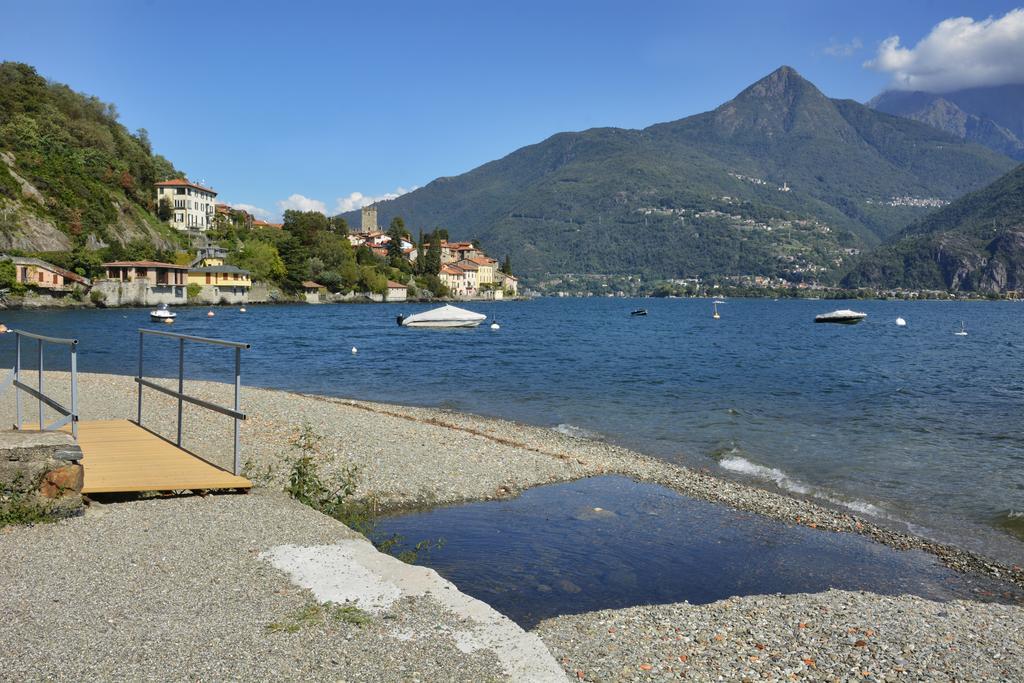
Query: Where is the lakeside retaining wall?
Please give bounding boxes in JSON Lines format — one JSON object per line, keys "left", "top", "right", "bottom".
{"left": 93, "top": 280, "right": 186, "bottom": 307}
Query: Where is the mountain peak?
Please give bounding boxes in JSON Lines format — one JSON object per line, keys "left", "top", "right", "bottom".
{"left": 712, "top": 66, "right": 842, "bottom": 139}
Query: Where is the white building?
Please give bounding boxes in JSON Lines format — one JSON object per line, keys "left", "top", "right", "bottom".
{"left": 155, "top": 179, "right": 218, "bottom": 231}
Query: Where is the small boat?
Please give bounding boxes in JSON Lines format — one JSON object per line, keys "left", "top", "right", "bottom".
{"left": 814, "top": 309, "right": 867, "bottom": 324}
{"left": 954, "top": 321, "right": 968, "bottom": 336}
{"left": 630, "top": 308, "right": 648, "bottom": 316}
{"left": 713, "top": 299, "right": 726, "bottom": 305}
{"left": 397, "top": 304, "right": 486, "bottom": 328}
{"left": 895, "top": 317, "right": 907, "bottom": 327}
{"left": 150, "top": 303, "right": 176, "bottom": 322}
{"left": 713, "top": 302, "right": 721, "bottom": 320}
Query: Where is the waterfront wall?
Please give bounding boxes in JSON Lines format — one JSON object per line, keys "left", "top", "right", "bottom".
{"left": 93, "top": 280, "right": 186, "bottom": 307}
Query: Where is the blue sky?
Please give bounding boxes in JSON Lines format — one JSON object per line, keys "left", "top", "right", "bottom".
{"left": 1, "top": 1, "right": 1021, "bottom": 219}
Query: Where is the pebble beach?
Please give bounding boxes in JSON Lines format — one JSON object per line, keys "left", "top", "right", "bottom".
{"left": 3, "top": 371, "right": 1024, "bottom": 681}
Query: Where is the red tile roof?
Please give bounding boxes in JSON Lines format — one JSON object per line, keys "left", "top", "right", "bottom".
{"left": 154, "top": 178, "right": 217, "bottom": 195}
{"left": 103, "top": 261, "right": 187, "bottom": 269}
{"left": 386, "top": 280, "right": 407, "bottom": 289}
{"left": 302, "top": 280, "right": 323, "bottom": 289}
{"left": 468, "top": 256, "right": 496, "bottom": 265}
{"left": 252, "top": 219, "right": 283, "bottom": 229}
{"left": 454, "top": 259, "right": 479, "bottom": 270}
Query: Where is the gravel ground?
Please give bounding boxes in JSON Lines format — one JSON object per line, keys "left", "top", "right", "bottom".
{"left": 0, "top": 490, "right": 512, "bottom": 681}
{"left": 535, "top": 590, "right": 1024, "bottom": 682}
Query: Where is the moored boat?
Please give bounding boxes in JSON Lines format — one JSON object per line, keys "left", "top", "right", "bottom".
{"left": 397, "top": 304, "right": 486, "bottom": 328}
{"left": 150, "top": 303, "right": 176, "bottom": 322}
{"left": 630, "top": 308, "right": 648, "bottom": 316}
{"left": 814, "top": 309, "right": 866, "bottom": 324}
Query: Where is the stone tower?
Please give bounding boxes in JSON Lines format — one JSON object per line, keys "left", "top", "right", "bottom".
{"left": 361, "top": 205, "right": 378, "bottom": 234}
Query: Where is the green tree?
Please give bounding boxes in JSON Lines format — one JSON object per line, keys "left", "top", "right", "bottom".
{"left": 0, "top": 259, "right": 16, "bottom": 290}
{"left": 230, "top": 239, "right": 286, "bottom": 282}
{"left": 502, "top": 254, "right": 512, "bottom": 275}
{"left": 157, "top": 197, "right": 173, "bottom": 221}
{"left": 282, "top": 210, "right": 329, "bottom": 245}
{"left": 425, "top": 231, "right": 442, "bottom": 275}
{"left": 387, "top": 217, "right": 405, "bottom": 265}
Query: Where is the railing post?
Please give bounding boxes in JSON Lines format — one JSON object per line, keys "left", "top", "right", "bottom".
{"left": 233, "top": 346, "right": 241, "bottom": 476}
{"left": 137, "top": 332, "right": 144, "bottom": 426}
{"left": 37, "top": 339, "right": 43, "bottom": 431}
{"left": 70, "top": 343, "right": 78, "bottom": 440}
{"left": 177, "top": 337, "right": 184, "bottom": 447}
{"left": 14, "top": 332, "right": 21, "bottom": 430}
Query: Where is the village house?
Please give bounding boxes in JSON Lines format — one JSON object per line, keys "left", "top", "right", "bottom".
{"left": 500, "top": 272, "right": 519, "bottom": 295}
{"left": 385, "top": 280, "right": 408, "bottom": 302}
{"left": 214, "top": 203, "right": 254, "bottom": 230}
{"left": 4, "top": 256, "right": 91, "bottom": 293}
{"left": 187, "top": 245, "right": 252, "bottom": 304}
{"left": 252, "top": 219, "right": 283, "bottom": 230}
{"left": 467, "top": 256, "right": 497, "bottom": 287}
{"left": 97, "top": 261, "right": 188, "bottom": 306}
{"left": 441, "top": 241, "right": 480, "bottom": 264}
{"left": 155, "top": 179, "right": 217, "bottom": 231}
{"left": 439, "top": 263, "right": 477, "bottom": 297}
{"left": 302, "top": 280, "right": 325, "bottom": 304}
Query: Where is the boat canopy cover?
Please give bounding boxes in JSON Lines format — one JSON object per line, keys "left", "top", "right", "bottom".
{"left": 402, "top": 304, "right": 486, "bottom": 325}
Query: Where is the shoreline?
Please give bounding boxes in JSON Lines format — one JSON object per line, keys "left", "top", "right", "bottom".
{"left": 4, "top": 370, "right": 1018, "bottom": 589}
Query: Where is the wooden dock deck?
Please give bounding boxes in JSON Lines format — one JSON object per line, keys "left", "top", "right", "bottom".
{"left": 72, "top": 419, "right": 251, "bottom": 494}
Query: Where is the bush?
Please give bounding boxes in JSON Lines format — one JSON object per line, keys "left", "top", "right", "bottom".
{"left": 89, "top": 288, "right": 106, "bottom": 306}
{"left": 186, "top": 283, "right": 201, "bottom": 301}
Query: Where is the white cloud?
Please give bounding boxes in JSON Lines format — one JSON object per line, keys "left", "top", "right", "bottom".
{"left": 276, "top": 193, "right": 327, "bottom": 214}
{"left": 865, "top": 8, "right": 1024, "bottom": 92}
{"left": 333, "top": 186, "right": 418, "bottom": 214}
{"left": 228, "top": 202, "right": 273, "bottom": 219}
{"left": 823, "top": 37, "right": 862, "bottom": 58}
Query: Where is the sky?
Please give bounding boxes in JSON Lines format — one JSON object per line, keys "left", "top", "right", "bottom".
{"left": 2, "top": 1, "right": 1022, "bottom": 220}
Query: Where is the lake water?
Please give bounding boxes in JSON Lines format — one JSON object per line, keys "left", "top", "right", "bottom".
{"left": 1, "top": 297, "right": 1021, "bottom": 564}
{"left": 371, "top": 476, "right": 1023, "bottom": 628}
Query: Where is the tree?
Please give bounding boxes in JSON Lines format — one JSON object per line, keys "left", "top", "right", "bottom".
{"left": 229, "top": 239, "right": 286, "bottom": 282}
{"left": 328, "top": 215, "right": 349, "bottom": 235}
{"left": 415, "top": 229, "right": 425, "bottom": 274}
{"left": 425, "top": 231, "right": 442, "bottom": 275}
{"left": 433, "top": 228, "right": 449, "bottom": 241}
{"left": 387, "top": 217, "right": 405, "bottom": 265}
{"left": 282, "top": 209, "right": 329, "bottom": 246}
{"left": 0, "top": 259, "right": 15, "bottom": 290}
{"left": 157, "top": 197, "right": 174, "bottom": 221}
{"left": 502, "top": 254, "right": 512, "bottom": 275}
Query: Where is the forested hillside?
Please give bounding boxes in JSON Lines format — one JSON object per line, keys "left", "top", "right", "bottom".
{"left": 843, "top": 164, "right": 1024, "bottom": 292}
{"left": 0, "top": 62, "right": 182, "bottom": 253}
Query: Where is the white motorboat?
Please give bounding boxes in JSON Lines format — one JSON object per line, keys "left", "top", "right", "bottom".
{"left": 814, "top": 309, "right": 866, "bottom": 324}
{"left": 150, "top": 303, "right": 176, "bottom": 322}
{"left": 954, "top": 321, "right": 968, "bottom": 336}
{"left": 397, "top": 304, "right": 486, "bottom": 328}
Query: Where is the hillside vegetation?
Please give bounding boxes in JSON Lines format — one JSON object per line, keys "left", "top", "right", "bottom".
{"left": 343, "top": 67, "right": 1015, "bottom": 283}
{"left": 0, "top": 62, "right": 182, "bottom": 253}
{"left": 843, "top": 164, "right": 1024, "bottom": 293}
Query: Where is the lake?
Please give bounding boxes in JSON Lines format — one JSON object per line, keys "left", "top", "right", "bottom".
{"left": 1, "top": 297, "right": 1021, "bottom": 564}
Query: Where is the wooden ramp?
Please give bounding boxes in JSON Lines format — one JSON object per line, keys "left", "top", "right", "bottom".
{"left": 75, "top": 419, "right": 252, "bottom": 494}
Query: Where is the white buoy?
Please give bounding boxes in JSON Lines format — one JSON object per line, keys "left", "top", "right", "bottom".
{"left": 239, "top": 307, "right": 247, "bottom": 313}
{"left": 895, "top": 317, "right": 906, "bottom": 327}
{"left": 490, "top": 322, "right": 500, "bottom": 330}
{"left": 207, "top": 310, "right": 215, "bottom": 317}
{"left": 163, "top": 317, "right": 174, "bottom": 324}
{"left": 351, "top": 346, "right": 358, "bottom": 354}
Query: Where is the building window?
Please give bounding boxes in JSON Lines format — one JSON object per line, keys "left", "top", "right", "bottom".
{"left": 175, "top": 188, "right": 185, "bottom": 195}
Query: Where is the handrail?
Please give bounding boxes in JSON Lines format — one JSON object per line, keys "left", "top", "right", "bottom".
{"left": 139, "top": 328, "right": 250, "bottom": 349}
{"left": 136, "top": 329, "right": 248, "bottom": 475}
{"left": 9, "top": 329, "right": 79, "bottom": 346}
{"left": 1, "top": 330, "right": 79, "bottom": 438}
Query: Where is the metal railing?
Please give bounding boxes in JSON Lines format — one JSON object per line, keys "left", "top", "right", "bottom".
{"left": 1, "top": 330, "right": 79, "bottom": 437}
{"left": 135, "top": 329, "right": 250, "bottom": 475}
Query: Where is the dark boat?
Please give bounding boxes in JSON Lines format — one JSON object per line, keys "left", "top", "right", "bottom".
{"left": 814, "top": 309, "right": 867, "bottom": 324}
{"left": 630, "top": 308, "right": 648, "bottom": 316}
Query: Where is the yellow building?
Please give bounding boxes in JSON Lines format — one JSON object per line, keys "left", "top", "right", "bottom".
{"left": 187, "top": 245, "right": 251, "bottom": 303}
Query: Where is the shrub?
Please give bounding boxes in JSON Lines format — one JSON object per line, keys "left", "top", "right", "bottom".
{"left": 186, "top": 283, "right": 201, "bottom": 300}
{"left": 89, "top": 288, "right": 106, "bottom": 306}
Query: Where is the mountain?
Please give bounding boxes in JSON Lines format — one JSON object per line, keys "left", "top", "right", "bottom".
{"left": 0, "top": 62, "right": 182, "bottom": 252}
{"left": 870, "top": 85, "right": 1024, "bottom": 160}
{"left": 345, "top": 67, "right": 1015, "bottom": 283}
{"left": 843, "top": 163, "right": 1024, "bottom": 293}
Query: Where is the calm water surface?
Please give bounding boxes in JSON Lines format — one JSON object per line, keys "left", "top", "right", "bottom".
{"left": 1, "top": 297, "right": 1021, "bottom": 563}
